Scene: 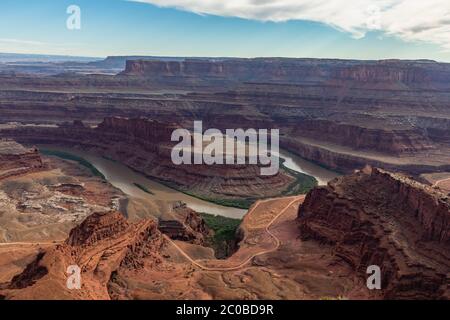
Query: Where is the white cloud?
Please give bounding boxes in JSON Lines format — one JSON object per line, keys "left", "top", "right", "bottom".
{"left": 130, "top": 0, "right": 450, "bottom": 50}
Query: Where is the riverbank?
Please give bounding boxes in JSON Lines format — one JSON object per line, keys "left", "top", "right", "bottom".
{"left": 41, "top": 149, "right": 106, "bottom": 180}
{"left": 38, "top": 146, "right": 247, "bottom": 219}
{"left": 38, "top": 145, "right": 338, "bottom": 217}
{"left": 157, "top": 156, "right": 319, "bottom": 210}
{"left": 112, "top": 158, "right": 317, "bottom": 210}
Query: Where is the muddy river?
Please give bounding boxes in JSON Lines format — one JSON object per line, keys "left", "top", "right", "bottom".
{"left": 42, "top": 147, "right": 339, "bottom": 219}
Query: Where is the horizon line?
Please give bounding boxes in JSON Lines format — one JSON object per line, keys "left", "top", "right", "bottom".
{"left": 1, "top": 51, "right": 449, "bottom": 64}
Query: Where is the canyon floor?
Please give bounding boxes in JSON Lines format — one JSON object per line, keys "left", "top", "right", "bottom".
{"left": 0, "top": 143, "right": 448, "bottom": 300}
{"left": 0, "top": 195, "right": 367, "bottom": 300}
{"left": 0, "top": 152, "right": 125, "bottom": 243}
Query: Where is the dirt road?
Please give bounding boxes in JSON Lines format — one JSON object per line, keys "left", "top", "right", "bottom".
{"left": 0, "top": 196, "right": 303, "bottom": 272}
{"left": 0, "top": 241, "right": 62, "bottom": 247}
{"left": 164, "top": 196, "right": 303, "bottom": 271}
{"left": 433, "top": 177, "right": 450, "bottom": 188}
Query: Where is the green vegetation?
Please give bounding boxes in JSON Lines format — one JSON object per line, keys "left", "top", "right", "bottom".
{"left": 205, "top": 198, "right": 253, "bottom": 209}
{"left": 158, "top": 180, "right": 254, "bottom": 209}
{"left": 162, "top": 158, "right": 318, "bottom": 210}
{"left": 41, "top": 149, "right": 106, "bottom": 180}
{"left": 279, "top": 158, "right": 318, "bottom": 196}
{"left": 200, "top": 213, "right": 242, "bottom": 258}
{"left": 42, "top": 149, "right": 318, "bottom": 211}
{"left": 133, "top": 183, "right": 154, "bottom": 195}
{"left": 183, "top": 191, "right": 253, "bottom": 209}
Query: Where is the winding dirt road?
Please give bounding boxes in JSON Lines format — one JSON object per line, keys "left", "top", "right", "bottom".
{"left": 433, "top": 177, "right": 450, "bottom": 188}
{"left": 164, "top": 196, "right": 303, "bottom": 271}
{"left": 0, "top": 196, "right": 303, "bottom": 272}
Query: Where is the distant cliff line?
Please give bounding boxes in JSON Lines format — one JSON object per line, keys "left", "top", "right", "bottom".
{"left": 119, "top": 57, "right": 450, "bottom": 88}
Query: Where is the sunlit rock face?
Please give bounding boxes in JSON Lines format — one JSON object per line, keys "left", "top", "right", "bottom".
{"left": 298, "top": 167, "right": 450, "bottom": 299}
{"left": 0, "top": 139, "right": 44, "bottom": 179}
{"left": 122, "top": 58, "right": 450, "bottom": 88}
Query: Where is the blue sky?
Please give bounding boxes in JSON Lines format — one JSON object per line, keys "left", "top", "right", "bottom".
{"left": 0, "top": 0, "right": 449, "bottom": 61}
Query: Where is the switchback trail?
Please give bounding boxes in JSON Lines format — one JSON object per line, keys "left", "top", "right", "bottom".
{"left": 164, "top": 196, "right": 303, "bottom": 271}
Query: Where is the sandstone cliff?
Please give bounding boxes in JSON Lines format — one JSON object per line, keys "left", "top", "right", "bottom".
{"left": 158, "top": 203, "right": 211, "bottom": 246}
{"left": 298, "top": 167, "right": 450, "bottom": 299}
{"left": 291, "top": 119, "right": 434, "bottom": 154}
{"left": 1, "top": 57, "right": 450, "bottom": 179}
{"left": 1, "top": 211, "right": 165, "bottom": 300}
{"left": 1, "top": 118, "right": 311, "bottom": 207}
{"left": 0, "top": 139, "right": 44, "bottom": 180}
{"left": 2, "top": 173, "right": 447, "bottom": 300}
{"left": 122, "top": 58, "right": 450, "bottom": 89}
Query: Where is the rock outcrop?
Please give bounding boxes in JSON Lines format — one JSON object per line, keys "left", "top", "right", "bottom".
{"left": 298, "top": 167, "right": 450, "bottom": 299}
{"left": 280, "top": 136, "right": 450, "bottom": 175}
{"left": 0, "top": 118, "right": 310, "bottom": 206}
{"left": 2, "top": 175, "right": 448, "bottom": 300}
{"left": 158, "top": 203, "right": 211, "bottom": 246}
{"left": 66, "top": 211, "right": 129, "bottom": 247}
{"left": 0, "top": 154, "right": 124, "bottom": 243}
{"left": 1, "top": 211, "right": 165, "bottom": 300}
{"left": 0, "top": 139, "right": 44, "bottom": 179}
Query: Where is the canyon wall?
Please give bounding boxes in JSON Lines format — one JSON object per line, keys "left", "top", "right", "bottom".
{"left": 298, "top": 167, "right": 450, "bottom": 299}
{"left": 291, "top": 119, "right": 434, "bottom": 154}
{"left": 1, "top": 58, "right": 449, "bottom": 175}
{"left": 1, "top": 168, "right": 448, "bottom": 300}
{"left": 2, "top": 211, "right": 165, "bottom": 299}
{"left": 0, "top": 140, "right": 44, "bottom": 180}
{"left": 159, "top": 204, "right": 211, "bottom": 246}
{"left": 122, "top": 58, "right": 450, "bottom": 89}
{"left": 281, "top": 137, "right": 450, "bottom": 175}
{"left": 0, "top": 118, "right": 307, "bottom": 205}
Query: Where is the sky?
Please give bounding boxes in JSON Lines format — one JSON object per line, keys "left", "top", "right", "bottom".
{"left": 0, "top": 0, "right": 450, "bottom": 61}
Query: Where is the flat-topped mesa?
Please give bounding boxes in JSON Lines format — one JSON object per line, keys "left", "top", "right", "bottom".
{"left": 0, "top": 139, "right": 44, "bottom": 179}
{"left": 121, "top": 58, "right": 450, "bottom": 89}
{"left": 331, "top": 61, "right": 450, "bottom": 85}
{"left": 298, "top": 167, "right": 450, "bottom": 299}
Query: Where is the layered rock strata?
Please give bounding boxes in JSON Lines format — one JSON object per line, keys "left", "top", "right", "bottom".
{"left": 158, "top": 202, "right": 211, "bottom": 245}
{"left": 1, "top": 211, "right": 165, "bottom": 300}
{"left": 122, "top": 58, "right": 450, "bottom": 89}
{"left": 0, "top": 117, "right": 307, "bottom": 205}
{"left": 1, "top": 57, "right": 449, "bottom": 178}
{"left": 298, "top": 167, "right": 450, "bottom": 299}
{"left": 0, "top": 139, "right": 44, "bottom": 179}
